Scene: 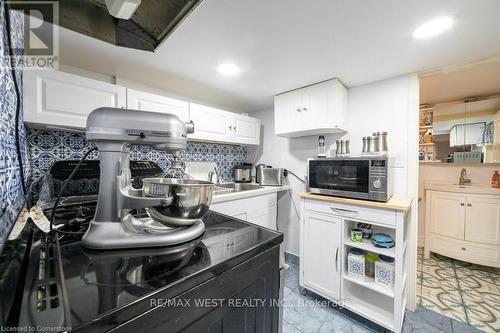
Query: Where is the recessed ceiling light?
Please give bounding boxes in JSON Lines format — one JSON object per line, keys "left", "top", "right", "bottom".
{"left": 217, "top": 63, "right": 241, "bottom": 76}
{"left": 413, "top": 16, "right": 453, "bottom": 39}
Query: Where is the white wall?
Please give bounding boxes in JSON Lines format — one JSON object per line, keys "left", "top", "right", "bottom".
{"left": 250, "top": 109, "right": 344, "bottom": 256}
{"left": 253, "top": 74, "right": 420, "bottom": 257}
{"left": 418, "top": 163, "right": 500, "bottom": 245}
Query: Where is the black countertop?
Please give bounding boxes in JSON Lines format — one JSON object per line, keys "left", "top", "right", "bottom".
{"left": 44, "top": 211, "right": 282, "bottom": 331}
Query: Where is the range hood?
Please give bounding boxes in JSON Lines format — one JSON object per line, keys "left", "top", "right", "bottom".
{"left": 13, "top": 0, "right": 203, "bottom": 52}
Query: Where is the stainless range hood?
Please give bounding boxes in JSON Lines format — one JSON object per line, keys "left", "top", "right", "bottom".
{"left": 13, "top": 0, "right": 203, "bottom": 52}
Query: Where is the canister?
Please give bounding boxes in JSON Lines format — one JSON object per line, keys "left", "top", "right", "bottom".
{"left": 347, "top": 248, "right": 365, "bottom": 279}
{"left": 375, "top": 255, "right": 395, "bottom": 287}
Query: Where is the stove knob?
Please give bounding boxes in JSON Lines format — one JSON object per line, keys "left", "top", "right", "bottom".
{"left": 373, "top": 179, "right": 382, "bottom": 189}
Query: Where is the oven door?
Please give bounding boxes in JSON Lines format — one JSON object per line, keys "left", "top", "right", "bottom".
{"left": 308, "top": 159, "right": 370, "bottom": 199}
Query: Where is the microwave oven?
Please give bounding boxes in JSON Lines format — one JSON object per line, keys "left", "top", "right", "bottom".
{"left": 306, "top": 156, "right": 392, "bottom": 202}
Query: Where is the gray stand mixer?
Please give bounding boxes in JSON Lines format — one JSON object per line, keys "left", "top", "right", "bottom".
{"left": 82, "top": 107, "right": 213, "bottom": 250}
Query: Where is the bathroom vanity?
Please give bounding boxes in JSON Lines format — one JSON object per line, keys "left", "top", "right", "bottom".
{"left": 424, "top": 183, "right": 500, "bottom": 267}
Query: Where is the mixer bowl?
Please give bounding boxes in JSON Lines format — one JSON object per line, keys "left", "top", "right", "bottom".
{"left": 142, "top": 178, "right": 215, "bottom": 227}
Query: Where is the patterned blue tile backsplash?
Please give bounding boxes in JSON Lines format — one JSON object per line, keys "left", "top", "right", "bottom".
{"left": 28, "top": 128, "right": 247, "bottom": 194}
{"left": 0, "top": 8, "right": 29, "bottom": 249}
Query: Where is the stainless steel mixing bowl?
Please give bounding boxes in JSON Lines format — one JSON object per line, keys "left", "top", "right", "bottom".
{"left": 142, "top": 178, "right": 215, "bottom": 227}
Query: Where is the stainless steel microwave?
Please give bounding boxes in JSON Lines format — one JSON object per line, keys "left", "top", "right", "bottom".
{"left": 306, "top": 156, "right": 392, "bottom": 202}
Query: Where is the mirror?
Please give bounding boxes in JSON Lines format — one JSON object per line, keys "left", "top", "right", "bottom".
{"left": 419, "top": 97, "right": 500, "bottom": 163}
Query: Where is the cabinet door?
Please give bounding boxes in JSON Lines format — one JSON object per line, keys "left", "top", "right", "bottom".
{"left": 248, "top": 206, "right": 277, "bottom": 230}
{"left": 274, "top": 90, "right": 302, "bottom": 135}
{"left": 302, "top": 212, "right": 341, "bottom": 300}
{"left": 233, "top": 114, "right": 260, "bottom": 145}
{"left": 24, "top": 70, "right": 126, "bottom": 129}
{"left": 188, "top": 103, "right": 233, "bottom": 142}
{"left": 430, "top": 192, "right": 466, "bottom": 240}
{"left": 465, "top": 195, "right": 500, "bottom": 245}
{"left": 126, "top": 88, "right": 189, "bottom": 121}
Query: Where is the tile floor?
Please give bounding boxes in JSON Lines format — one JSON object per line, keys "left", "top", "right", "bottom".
{"left": 417, "top": 247, "right": 500, "bottom": 333}
{"left": 283, "top": 258, "right": 481, "bottom": 333}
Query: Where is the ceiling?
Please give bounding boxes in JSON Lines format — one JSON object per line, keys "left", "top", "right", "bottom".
{"left": 420, "top": 60, "right": 500, "bottom": 104}
{"left": 56, "top": 0, "right": 500, "bottom": 112}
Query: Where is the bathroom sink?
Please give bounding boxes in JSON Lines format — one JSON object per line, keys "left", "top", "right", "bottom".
{"left": 213, "top": 183, "right": 262, "bottom": 195}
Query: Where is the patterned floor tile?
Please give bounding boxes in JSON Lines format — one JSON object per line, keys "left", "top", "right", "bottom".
{"left": 417, "top": 247, "right": 500, "bottom": 333}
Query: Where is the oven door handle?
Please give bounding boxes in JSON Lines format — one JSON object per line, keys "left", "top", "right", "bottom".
{"left": 330, "top": 207, "right": 359, "bottom": 216}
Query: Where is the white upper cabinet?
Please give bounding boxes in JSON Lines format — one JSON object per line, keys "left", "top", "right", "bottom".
{"left": 126, "top": 88, "right": 189, "bottom": 121}
{"left": 23, "top": 70, "right": 260, "bottom": 145}
{"left": 232, "top": 114, "right": 261, "bottom": 145}
{"left": 189, "top": 103, "right": 233, "bottom": 142}
{"left": 24, "top": 70, "right": 126, "bottom": 129}
{"left": 274, "top": 78, "right": 347, "bottom": 137}
{"left": 189, "top": 103, "right": 260, "bottom": 145}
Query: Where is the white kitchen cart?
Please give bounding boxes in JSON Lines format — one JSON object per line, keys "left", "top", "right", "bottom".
{"left": 299, "top": 193, "right": 412, "bottom": 333}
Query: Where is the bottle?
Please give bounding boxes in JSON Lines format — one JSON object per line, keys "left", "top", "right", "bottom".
{"left": 317, "top": 135, "right": 327, "bottom": 158}
{"left": 492, "top": 171, "right": 500, "bottom": 188}
{"left": 426, "top": 132, "right": 433, "bottom": 143}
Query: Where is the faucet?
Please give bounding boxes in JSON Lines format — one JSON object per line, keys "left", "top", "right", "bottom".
{"left": 208, "top": 167, "right": 222, "bottom": 184}
{"left": 459, "top": 168, "right": 471, "bottom": 186}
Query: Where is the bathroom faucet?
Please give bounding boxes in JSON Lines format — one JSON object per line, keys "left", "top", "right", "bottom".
{"left": 208, "top": 167, "right": 222, "bottom": 184}
{"left": 459, "top": 168, "right": 471, "bottom": 186}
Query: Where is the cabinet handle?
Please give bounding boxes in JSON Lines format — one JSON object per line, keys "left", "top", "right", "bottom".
{"left": 296, "top": 108, "right": 302, "bottom": 112}
{"left": 335, "top": 247, "right": 339, "bottom": 272}
{"left": 233, "top": 126, "right": 236, "bottom": 131}
{"left": 467, "top": 203, "right": 472, "bottom": 207}
{"left": 330, "top": 207, "right": 358, "bottom": 215}
{"left": 460, "top": 203, "right": 465, "bottom": 206}
{"left": 229, "top": 125, "right": 233, "bottom": 131}
{"left": 461, "top": 247, "right": 466, "bottom": 251}
{"left": 302, "top": 107, "right": 308, "bottom": 111}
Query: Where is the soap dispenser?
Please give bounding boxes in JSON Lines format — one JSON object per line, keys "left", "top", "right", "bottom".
{"left": 492, "top": 171, "right": 500, "bottom": 188}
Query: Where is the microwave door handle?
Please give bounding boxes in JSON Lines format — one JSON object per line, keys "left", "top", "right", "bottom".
{"left": 330, "top": 207, "right": 358, "bottom": 216}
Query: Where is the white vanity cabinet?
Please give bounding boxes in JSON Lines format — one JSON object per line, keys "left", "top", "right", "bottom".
{"left": 274, "top": 78, "right": 347, "bottom": 137}
{"left": 299, "top": 194, "right": 411, "bottom": 333}
{"left": 24, "top": 70, "right": 126, "bottom": 129}
{"left": 425, "top": 190, "right": 500, "bottom": 267}
{"left": 126, "top": 88, "right": 189, "bottom": 121}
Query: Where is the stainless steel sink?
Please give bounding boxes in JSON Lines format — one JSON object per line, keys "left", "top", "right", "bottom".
{"left": 213, "top": 183, "right": 262, "bottom": 195}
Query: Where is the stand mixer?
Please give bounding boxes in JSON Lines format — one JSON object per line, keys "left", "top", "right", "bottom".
{"left": 82, "top": 107, "right": 212, "bottom": 250}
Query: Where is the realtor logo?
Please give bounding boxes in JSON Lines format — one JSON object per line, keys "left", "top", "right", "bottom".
{"left": 6, "top": 1, "right": 59, "bottom": 70}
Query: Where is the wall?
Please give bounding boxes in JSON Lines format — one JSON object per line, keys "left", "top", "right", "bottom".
{"left": 254, "top": 74, "right": 420, "bottom": 257}
{"left": 0, "top": 7, "right": 29, "bottom": 248}
{"left": 418, "top": 163, "right": 500, "bottom": 245}
{"left": 27, "top": 128, "right": 247, "bottom": 196}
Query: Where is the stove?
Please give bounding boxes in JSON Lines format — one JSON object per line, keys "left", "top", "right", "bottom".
{"left": 1, "top": 202, "right": 283, "bottom": 332}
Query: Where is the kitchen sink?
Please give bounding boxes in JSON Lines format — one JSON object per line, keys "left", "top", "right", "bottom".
{"left": 213, "top": 183, "right": 262, "bottom": 195}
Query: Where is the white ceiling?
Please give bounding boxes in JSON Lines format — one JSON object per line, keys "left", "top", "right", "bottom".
{"left": 57, "top": 0, "right": 500, "bottom": 112}
{"left": 420, "top": 60, "right": 500, "bottom": 104}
